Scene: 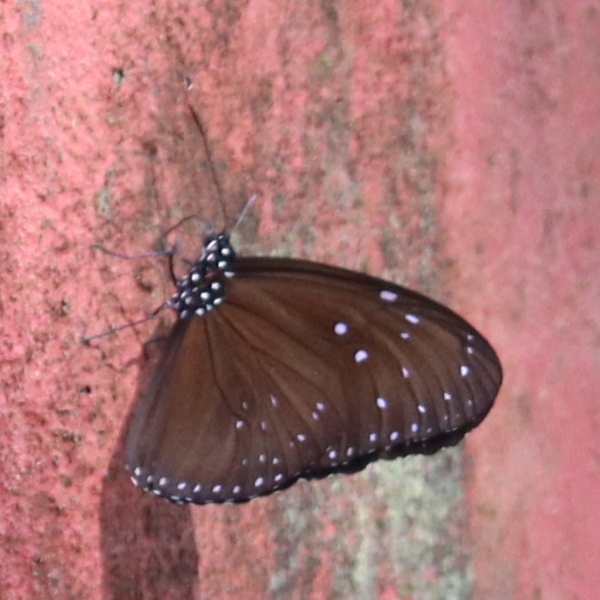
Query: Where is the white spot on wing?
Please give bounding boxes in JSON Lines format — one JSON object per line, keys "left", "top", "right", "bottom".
{"left": 376, "top": 397, "right": 388, "bottom": 409}
{"left": 460, "top": 365, "right": 471, "bottom": 377}
{"left": 354, "top": 349, "right": 369, "bottom": 363}
{"left": 405, "top": 314, "right": 420, "bottom": 324}
{"left": 334, "top": 322, "right": 349, "bottom": 335}
{"left": 380, "top": 290, "right": 398, "bottom": 302}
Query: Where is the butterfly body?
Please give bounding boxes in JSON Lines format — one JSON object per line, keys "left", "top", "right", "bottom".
{"left": 126, "top": 233, "right": 502, "bottom": 505}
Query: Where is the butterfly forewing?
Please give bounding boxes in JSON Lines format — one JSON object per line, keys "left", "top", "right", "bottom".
{"left": 126, "top": 235, "right": 502, "bottom": 504}
{"left": 233, "top": 258, "right": 498, "bottom": 453}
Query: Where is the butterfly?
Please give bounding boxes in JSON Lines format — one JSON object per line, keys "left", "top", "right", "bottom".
{"left": 124, "top": 230, "right": 502, "bottom": 505}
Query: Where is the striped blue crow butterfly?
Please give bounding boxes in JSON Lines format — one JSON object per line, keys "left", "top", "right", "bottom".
{"left": 121, "top": 109, "right": 502, "bottom": 506}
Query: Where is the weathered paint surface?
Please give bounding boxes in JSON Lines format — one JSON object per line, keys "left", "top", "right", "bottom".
{"left": 442, "top": 2, "right": 600, "bottom": 599}
{"left": 2, "top": 1, "right": 598, "bottom": 599}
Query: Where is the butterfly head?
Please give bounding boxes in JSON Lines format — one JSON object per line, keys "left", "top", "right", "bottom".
{"left": 168, "top": 233, "right": 236, "bottom": 319}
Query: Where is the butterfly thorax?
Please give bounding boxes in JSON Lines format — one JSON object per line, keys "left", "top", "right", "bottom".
{"left": 168, "top": 233, "right": 236, "bottom": 319}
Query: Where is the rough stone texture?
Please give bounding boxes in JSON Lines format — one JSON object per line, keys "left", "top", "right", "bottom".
{"left": 2, "top": 1, "right": 598, "bottom": 599}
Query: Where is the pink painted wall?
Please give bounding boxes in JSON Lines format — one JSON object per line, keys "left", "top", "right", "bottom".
{"left": 2, "top": 1, "right": 598, "bottom": 598}
{"left": 443, "top": 3, "right": 600, "bottom": 598}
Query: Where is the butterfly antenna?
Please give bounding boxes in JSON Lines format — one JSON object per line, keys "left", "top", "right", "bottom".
{"left": 230, "top": 194, "right": 258, "bottom": 236}
{"left": 187, "top": 105, "right": 229, "bottom": 228}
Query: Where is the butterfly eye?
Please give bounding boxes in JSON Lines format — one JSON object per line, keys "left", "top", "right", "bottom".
{"left": 125, "top": 233, "right": 502, "bottom": 505}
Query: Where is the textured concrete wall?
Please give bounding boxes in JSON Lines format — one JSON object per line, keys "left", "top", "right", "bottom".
{"left": 2, "top": 1, "right": 599, "bottom": 599}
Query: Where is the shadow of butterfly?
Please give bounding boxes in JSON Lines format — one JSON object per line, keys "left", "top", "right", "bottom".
{"left": 125, "top": 232, "right": 502, "bottom": 505}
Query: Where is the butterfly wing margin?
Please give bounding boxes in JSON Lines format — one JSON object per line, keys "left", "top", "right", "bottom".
{"left": 229, "top": 256, "right": 502, "bottom": 466}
